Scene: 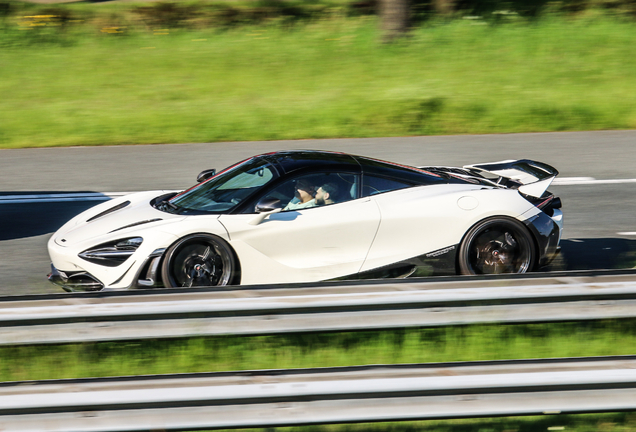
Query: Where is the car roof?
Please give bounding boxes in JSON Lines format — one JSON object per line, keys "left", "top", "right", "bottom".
{"left": 256, "top": 150, "right": 446, "bottom": 185}
{"left": 258, "top": 150, "right": 360, "bottom": 174}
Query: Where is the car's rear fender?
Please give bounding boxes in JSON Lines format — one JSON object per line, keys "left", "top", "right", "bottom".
{"left": 359, "top": 186, "right": 538, "bottom": 273}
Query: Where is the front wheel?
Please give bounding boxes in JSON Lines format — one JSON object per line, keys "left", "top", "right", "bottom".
{"left": 458, "top": 217, "right": 536, "bottom": 275}
{"left": 161, "top": 234, "right": 238, "bottom": 288}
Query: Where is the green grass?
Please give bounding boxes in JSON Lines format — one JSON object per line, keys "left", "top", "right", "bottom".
{"left": 4, "top": 320, "right": 636, "bottom": 382}
{"left": 7, "top": 320, "right": 636, "bottom": 431}
{"left": 1, "top": 14, "right": 635, "bottom": 148}
{"left": 205, "top": 413, "right": 636, "bottom": 432}
{"left": 215, "top": 413, "right": 636, "bottom": 432}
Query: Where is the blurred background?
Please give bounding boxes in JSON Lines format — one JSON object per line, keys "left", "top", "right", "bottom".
{"left": 0, "top": 0, "right": 635, "bottom": 148}
{"left": 1, "top": 1, "right": 636, "bottom": 430}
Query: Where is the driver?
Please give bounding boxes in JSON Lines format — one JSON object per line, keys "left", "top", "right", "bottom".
{"left": 284, "top": 179, "right": 317, "bottom": 210}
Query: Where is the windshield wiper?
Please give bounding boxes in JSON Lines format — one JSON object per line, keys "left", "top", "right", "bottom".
{"left": 158, "top": 200, "right": 180, "bottom": 214}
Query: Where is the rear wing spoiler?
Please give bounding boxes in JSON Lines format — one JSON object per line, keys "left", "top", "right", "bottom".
{"left": 463, "top": 159, "right": 559, "bottom": 198}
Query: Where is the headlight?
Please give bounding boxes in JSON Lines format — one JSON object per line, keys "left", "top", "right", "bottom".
{"left": 114, "top": 237, "right": 143, "bottom": 250}
{"left": 79, "top": 237, "right": 143, "bottom": 267}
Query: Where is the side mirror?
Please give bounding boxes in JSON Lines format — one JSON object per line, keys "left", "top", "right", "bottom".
{"left": 250, "top": 198, "right": 282, "bottom": 225}
{"left": 197, "top": 168, "right": 216, "bottom": 183}
{"left": 255, "top": 197, "right": 282, "bottom": 213}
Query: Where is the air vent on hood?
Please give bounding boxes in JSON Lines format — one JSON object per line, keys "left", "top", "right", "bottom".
{"left": 109, "top": 218, "right": 163, "bottom": 233}
{"left": 87, "top": 200, "right": 131, "bottom": 222}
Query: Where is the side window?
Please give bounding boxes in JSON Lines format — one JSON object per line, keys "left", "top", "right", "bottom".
{"left": 362, "top": 175, "right": 412, "bottom": 197}
{"left": 264, "top": 173, "right": 359, "bottom": 211}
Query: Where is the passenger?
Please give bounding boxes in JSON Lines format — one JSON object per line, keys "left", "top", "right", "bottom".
{"left": 283, "top": 179, "right": 317, "bottom": 210}
{"left": 315, "top": 183, "right": 339, "bottom": 206}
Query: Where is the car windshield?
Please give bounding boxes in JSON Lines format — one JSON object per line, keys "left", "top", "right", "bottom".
{"left": 166, "top": 158, "right": 278, "bottom": 214}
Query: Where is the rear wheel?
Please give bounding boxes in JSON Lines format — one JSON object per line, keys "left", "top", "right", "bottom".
{"left": 458, "top": 217, "right": 536, "bottom": 275}
{"left": 161, "top": 234, "right": 238, "bottom": 288}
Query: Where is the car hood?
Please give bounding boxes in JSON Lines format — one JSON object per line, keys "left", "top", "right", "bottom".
{"left": 52, "top": 190, "right": 185, "bottom": 247}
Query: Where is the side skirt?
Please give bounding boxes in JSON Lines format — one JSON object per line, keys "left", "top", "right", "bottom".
{"left": 333, "top": 245, "right": 458, "bottom": 281}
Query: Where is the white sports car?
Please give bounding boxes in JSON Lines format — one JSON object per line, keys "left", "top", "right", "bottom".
{"left": 48, "top": 150, "right": 563, "bottom": 292}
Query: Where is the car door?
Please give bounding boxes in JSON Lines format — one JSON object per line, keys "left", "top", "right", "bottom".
{"left": 360, "top": 179, "right": 481, "bottom": 273}
{"left": 218, "top": 172, "right": 381, "bottom": 285}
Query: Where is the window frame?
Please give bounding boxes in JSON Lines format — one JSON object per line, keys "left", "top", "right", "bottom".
{"left": 240, "top": 169, "right": 362, "bottom": 214}
{"left": 361, "top": 173, "right": 416, "bottom": 197}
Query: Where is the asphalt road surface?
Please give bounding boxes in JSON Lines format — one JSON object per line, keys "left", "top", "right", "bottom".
{"left": 1, "top": 130, "right": 635, "bottom": 296}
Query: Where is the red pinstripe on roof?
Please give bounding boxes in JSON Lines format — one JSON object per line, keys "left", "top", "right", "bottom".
{"left": 363, "top": 157, "right": 441, "bottom": 178}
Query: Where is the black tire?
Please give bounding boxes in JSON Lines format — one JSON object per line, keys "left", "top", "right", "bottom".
{"left": 458, "top": 217, "right": 536, "bottom": 275}
{"left": 161, "top": 234, "right": 239, "bottom": 288}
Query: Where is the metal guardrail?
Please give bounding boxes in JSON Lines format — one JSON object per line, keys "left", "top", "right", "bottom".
{"left": 2, "top": 271, "right": 636, "bottom": 345}
{"left": 2, "top": 355, "right": 636, "bottom": 431}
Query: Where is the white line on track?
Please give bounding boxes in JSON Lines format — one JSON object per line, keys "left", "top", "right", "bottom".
{"left": 0, "top": 192, "right": 132, "bottom": 204}
{"left": 553, "top": 177, "right": 636, "bottom": 185}
{"left": 0, "top": 177, "right": 634, "bottom": 204}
